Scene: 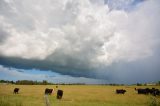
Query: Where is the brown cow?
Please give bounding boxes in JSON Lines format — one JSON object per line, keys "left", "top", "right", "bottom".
{"left": 13, "top": 88, "right": 19, "bottom": 94}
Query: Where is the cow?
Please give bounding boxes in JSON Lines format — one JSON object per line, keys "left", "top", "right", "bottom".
{"left": 149, "top": 88, "right": 156, "bottom": 95}
{"left": 150, "top": 88, "right": 160, "bottom": 96}
{"left": 57, "top": 90, "right": 63, "bottom": 99}
{"left": 13, "top": 88, "right": 19, "bottom": 94}
{"left": 45, "top": 88, "right": 53, "bottom": 95}
{"left": 154, "top": 89, "right": 160, "bottom": 96}
{"left": 116, "top": 89, "right": 126, "bottom": 94}
{"left": 135, "top": 88, "right": 149, "bottom": 94}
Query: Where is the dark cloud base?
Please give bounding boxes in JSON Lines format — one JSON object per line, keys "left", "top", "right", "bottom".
{"left": 0, "top": 56, "right": 97, "bottom": 78}
{"left": 1, "top": 51, "right": 160, "bottom": 84}
{"left": 1, "top": 43, "right": 160, "bottom": 84}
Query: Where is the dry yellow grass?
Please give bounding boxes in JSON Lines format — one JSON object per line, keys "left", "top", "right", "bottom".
{"left": 0, "top": 84, "right": 160, "bottom": 106}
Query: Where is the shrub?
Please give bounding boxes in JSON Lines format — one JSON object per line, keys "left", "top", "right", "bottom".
{"left": 149, "top": 97, "right": 160, "bottom": 106}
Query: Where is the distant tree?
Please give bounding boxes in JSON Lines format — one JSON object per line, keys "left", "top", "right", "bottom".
{"left": 11, "top": 80, "right": 14, "bottom": 84}
{"left": 137, "top": 83, "right": 142, "bottom": 86}
{"left": 0, "top": 80, "right": 15, "bottom": 84}
{"left": 42, "top": 80, "right": 48, "bottom": 85}
{"left": 157, "top": 81, "right": 160, "bottom": 85}
{"left": 15, "top": 80, "right": 33, "bottom": 85}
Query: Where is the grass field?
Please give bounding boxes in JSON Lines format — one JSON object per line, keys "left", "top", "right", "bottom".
{"left": 0, "top": 85, "right": 160, "bottom": 106}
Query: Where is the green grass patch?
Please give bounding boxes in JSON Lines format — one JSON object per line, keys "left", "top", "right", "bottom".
{"left": 0, "top": 85, "right": 160, "bottom": 106}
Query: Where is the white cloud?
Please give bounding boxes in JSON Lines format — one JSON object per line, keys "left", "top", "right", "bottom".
{"left": 0, "top": 0, "right": 160, "bottom": 73}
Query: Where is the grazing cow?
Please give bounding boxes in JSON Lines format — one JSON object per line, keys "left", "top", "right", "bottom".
{"left": 57, "top": 90, "right": 63, "bottom": 99}
{"left": 135, "top": 88, "right": 151, "bottom": 94}
{"left": 150, "top": 88, "right": 160, "bottom": 96}
{"left": 136, "top": 88, "right": 149, "bottom": 94}
{"left": 149, "top": 88, "right": 156, "bottom": 95}
{"left": 116, "top": 89, "right": 126, "bottom": 94}
{"left": 13, "top": 88, "right": 19, "bottom": 94}
{"left": 45, "top": 88, "right": 53, "bottom": 95}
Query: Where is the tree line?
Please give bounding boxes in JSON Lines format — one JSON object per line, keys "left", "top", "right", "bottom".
{"left": 0, "top": 80, "right": 160, "bottom": 85}
{"left": 0, "top": 80, "right": 85, "bottom": 85}
{"left": 0, "top": 80, "right": 53, "bottom": 85}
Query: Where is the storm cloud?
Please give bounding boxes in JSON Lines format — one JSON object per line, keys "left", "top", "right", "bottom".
{"left": 0, "top": 0, "right": 160, "bottom": 83}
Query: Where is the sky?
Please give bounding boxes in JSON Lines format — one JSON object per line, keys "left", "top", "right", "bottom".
{"left": 0, "top": 0, "right": 160, "bottom": 84}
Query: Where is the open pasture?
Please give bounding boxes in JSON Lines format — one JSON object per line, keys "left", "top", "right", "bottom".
{"left": 0, "top": 85, "right": 160, "bottom": 106}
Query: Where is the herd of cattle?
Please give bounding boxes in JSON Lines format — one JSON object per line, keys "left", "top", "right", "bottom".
{"left": 135, "top": 88, "right": 160, "bottom": 96}
{"left": 13, "top": 87, "right": 160, "bottom": 99}
{"left": 116, "top": 88, "right": 160, "bottom": 96}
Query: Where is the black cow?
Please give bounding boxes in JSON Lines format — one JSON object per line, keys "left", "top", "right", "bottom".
{"left": 45, "top": 88, "right": 53, "bottom": 95}
{"left": 150, "top": 88, "right": 160, "bottom": 96}
{"left": 57, "top": 90, "right": 63, "bottom": 99}
{"left": 149, "top": 88, "right": 156, "bottom": 95}
{"left": 135, "top": 88, "right": 149, "bottom": 94}
{"left": 116, "top": 89, "right": 126, "bottom": 94}
{"left": 13, "top": 88, "right": 19, "bottom": 94}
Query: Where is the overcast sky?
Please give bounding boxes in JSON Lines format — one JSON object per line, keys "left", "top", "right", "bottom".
{"left": 0, "top": 0, "right": 160, "bottom": 84}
